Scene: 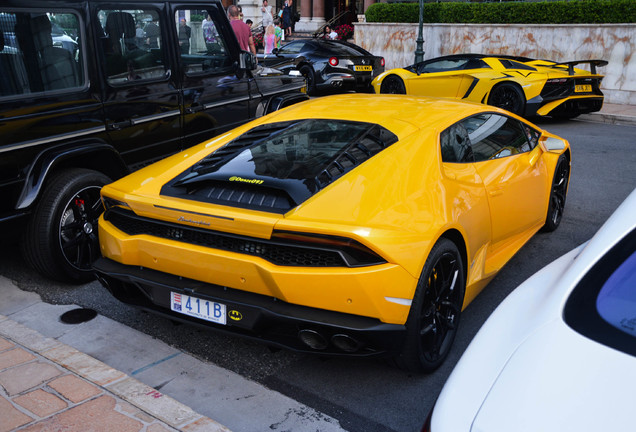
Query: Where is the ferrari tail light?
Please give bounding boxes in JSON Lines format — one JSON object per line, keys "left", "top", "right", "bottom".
{"left": 329, "top": 57, "right": 339, "bottom": 66}
{"left": 380, "top": 57, "right": 385, "bottom": 67}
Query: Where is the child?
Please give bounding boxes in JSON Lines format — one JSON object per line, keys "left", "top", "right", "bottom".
{"left": 264, "top": 24, "right": 276, "bottom": 54}
{"left": 273, "top": 18, "right": 283, "bottom": 48}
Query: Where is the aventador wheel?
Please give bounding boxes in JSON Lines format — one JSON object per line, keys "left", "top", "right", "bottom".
{"left": 488, "top": 83, "right": 526, "bottom": 116}
{"left": 380, "top": 75, "right": 406, "bottom": 94}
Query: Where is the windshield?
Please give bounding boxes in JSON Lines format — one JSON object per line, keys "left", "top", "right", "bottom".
{"left": 596, "top": 250, "right": 636, "bottom": 338}
{"left": 564, "top": 226, "right": 636, "bottom": 358}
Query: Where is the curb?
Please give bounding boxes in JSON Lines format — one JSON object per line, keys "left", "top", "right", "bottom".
{"left": 0, "top": 314, "right": 231, "bottom": 432}
{"left": 578, "top": 112, "right": 636, "bottom": 127}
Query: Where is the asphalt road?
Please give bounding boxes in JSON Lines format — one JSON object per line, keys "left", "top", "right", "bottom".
{"left": 1, "top": 119, "right": 635, "bottom": 432}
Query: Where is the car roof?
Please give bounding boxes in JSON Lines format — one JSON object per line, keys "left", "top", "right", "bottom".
{"left": 266, "top": 94, "right": 494, "bottom": 137}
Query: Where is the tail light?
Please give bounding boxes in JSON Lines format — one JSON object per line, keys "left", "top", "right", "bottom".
{"left": 329, "top": 57, "right": 339, "bottom": 66}
{"left": 380, "top": 57, "right": 385, "bottom": 67}
{"left": 546, "top": 78, "right": 568, "bottom": 84}
{"left": 271, "top": 230, "right": 386, "bottom": 267}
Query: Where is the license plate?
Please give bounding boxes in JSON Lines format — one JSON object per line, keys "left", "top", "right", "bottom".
{"left": 354, "top": 65, "right": 373, "bottom": 72}
{"left": 575, "top": 84, "right": 592, "bottom": 92}
{"left": 171, "top": 292, "right": 226, "bottom": 325}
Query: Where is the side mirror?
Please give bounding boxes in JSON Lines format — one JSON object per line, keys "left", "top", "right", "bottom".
{"left": 239, "top": 50, "right": 257, "bottom": 71}
{"left": 540, "top": 136, "right": 567, "bottom": 153}
{"left": 272, "top": 48, "right": 279, "bottom": 55}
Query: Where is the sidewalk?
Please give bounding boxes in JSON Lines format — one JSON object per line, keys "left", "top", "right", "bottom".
{"left": 578, "top": 102, "right": 636, "bottom": 126}
{"left": 0, "top": 316, "right": 229, "bottom": 432}
{"left": 0, "top": 276, "right": 346, "bottom": 432}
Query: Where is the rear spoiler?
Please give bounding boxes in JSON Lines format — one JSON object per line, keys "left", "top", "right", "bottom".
{"left": 554, "top": 59, "right": 608, "bottom": 75}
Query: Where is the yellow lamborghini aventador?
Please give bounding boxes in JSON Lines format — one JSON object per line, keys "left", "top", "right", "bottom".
{"left": 94, "top": 94, "right": 571, "bottom": 372}
{"left": 372, "top": 54, "right": 606, "bottom": 118}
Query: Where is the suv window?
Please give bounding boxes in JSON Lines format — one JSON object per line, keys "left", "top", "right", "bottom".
{"left": 97, "top": 8, "right": 167, "bottom": 85}
{"left": 0, "top": 11, "right": 83, "bottom": 97}
{"left": 175, "top": 9, "right": 232, "bottom": 75}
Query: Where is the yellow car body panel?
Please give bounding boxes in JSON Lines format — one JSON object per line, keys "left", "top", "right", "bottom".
{"left": 95, "top": 94, "right": 570, "bottom": 355}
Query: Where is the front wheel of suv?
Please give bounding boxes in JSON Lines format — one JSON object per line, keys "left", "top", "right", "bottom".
{"left": 21, "top": 168, "right": 111, "bottom": 284}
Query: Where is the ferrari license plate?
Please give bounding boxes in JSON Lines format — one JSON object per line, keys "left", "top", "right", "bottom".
{"left": 354, "top": 65, "right": 373, "bottom": 72}
{"left": 575, "top": 84, "right": 592, "bottom": 93}
{"left": 171, "top": 292, "right": 226, "bottom": 325}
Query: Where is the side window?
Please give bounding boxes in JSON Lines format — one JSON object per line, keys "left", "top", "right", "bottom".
{"left": 175, "top": 9, "right": 231, "bottom": 75}
{"left": 279, "top": 41, "right": 305, "bottom": 54}
{"left": 97, "top": 8, "right": 166, "bottom": 85}
{"left": 0, "top": 11, "right": 83, "bottom": 97}
{"left": 440, "top": 122, "right": 474, "bottom": 163}
{"left": 461, "top": 113, "right": 533, "bottom": 161}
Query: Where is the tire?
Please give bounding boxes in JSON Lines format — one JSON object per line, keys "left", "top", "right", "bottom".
{"left": 395, "top": 238, "right": 465, "bottom": 373}
{"left": 542, "top": 154, "right": 570, "bottom": 232}
{"left": 21, "top": 168, "right": 111, "bottom": 284}
{"left": 488, "top": 83, "right": 526, "bottom": 116}
{"left": 300, "top": 65, "right": 317, "bottom": 95}
{"left": 380, "top": 75, "right": 406, "bottom": 94}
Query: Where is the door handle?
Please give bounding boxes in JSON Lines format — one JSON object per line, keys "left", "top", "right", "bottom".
{"left": 185, "top": 104, "right": 205, "bottom": 114}
{"left": 107, "top": 119, "right": 133, "bottom": 131}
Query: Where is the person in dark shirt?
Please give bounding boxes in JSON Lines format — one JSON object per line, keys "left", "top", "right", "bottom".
{"left": 178, "top": 18, "right": 191, "bottom": 54}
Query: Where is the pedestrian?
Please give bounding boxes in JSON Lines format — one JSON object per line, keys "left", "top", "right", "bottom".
{"left": 261, "top": 0, "right": 273, "bottom": 28}
{"left": 135, "top": 22, "right": 146, "bottom": 47}
{"left": 273, "top": 18, "right": 283, "bottom": 49}
{"left": 324, "top": 25, "right": 338, "bottom": 40}
{"left": 264, "top": 24, "right": 276, "bottom": 54}
{"left": 246, "top": 19, "right": 253, "bottom": 28}
{"left": 202, "top": 13, "right": 219, "bottom": 52}
{"left": 281, "top": 0, "right": 292, "bottom": 37}
{"left": 178, "top": 18, "right": 191, "bottom": 54}
{"left": 145, "top": 19, "right": 160, "bottom": 48}
{"left": 228, "top": 5, "right": 256, "bottom": 56}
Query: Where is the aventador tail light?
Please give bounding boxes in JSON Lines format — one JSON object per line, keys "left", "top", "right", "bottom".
{"left": 546, "top": 78, "right": 568, "bottom": 84}
{"left": 329, "top": 57, "right": 339, "bottom": 66}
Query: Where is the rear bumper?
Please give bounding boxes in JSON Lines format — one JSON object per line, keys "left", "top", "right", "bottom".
{"left": 93, "top": 257, "right": 406, "bottom": 357}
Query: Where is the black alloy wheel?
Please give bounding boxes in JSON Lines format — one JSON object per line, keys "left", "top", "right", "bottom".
{"left": 300, "top": 65, "right": 316, "bottom": 95}
{"left": 380, "top": 75, "right": 406, "bottom": 94}
{"left": 542, "top": 154, "right": 570, "bottom": 232}
{"left": 488, "top": 83, "right": 526, "bottom": 116}
{"left": 21, "top": 168, "right": 111, "bottom": 283}
{"left": 396, "top": 238, "right": 465, "bottom": 372}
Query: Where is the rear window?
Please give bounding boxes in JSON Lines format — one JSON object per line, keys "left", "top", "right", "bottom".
{"left": 564, "top": 227, "right": 636, "bottom": 357}
{"left": 318, "top": 41, "right": 367, "bottom": 56}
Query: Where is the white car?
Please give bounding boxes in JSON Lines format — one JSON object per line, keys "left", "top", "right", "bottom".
{"left": 427, "top": 187, "right": 636, "bottom": 432}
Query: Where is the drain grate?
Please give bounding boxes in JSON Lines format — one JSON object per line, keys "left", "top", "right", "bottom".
{"left": 60, "top": 308, "right": 97, "bottom": 324}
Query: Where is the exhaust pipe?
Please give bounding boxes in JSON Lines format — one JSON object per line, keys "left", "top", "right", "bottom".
{"left": 331, "top": 334, "right": 362, "bottom": 353}
{"left": 298, "top": 329, "right": 328, "bottom": 350}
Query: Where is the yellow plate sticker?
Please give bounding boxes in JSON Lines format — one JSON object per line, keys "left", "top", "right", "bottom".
{"left": 354, "top": 65, "right": 373, "bottom": 72}
{"left": 575, "top": 84, "right": 592, "bottom": 93}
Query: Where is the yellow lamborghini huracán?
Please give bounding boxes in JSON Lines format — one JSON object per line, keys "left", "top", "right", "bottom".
{"left": 94, "top": 95, "right": 571, "bottom": 372}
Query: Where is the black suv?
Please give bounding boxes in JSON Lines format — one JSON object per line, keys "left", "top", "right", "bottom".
{"left": 0, "top": 1, "right": 307, "bottom": 283}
